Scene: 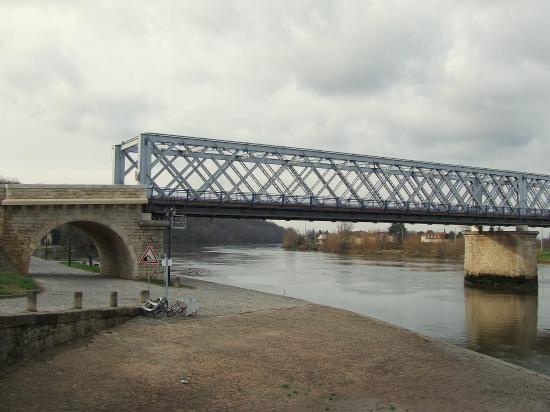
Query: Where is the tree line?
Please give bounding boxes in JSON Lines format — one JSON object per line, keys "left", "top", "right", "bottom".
{"left": 171, "top": 217, "right": 285, "bottom": 249}
{"left": 283, "top": 222, "right": 465, "bottom": 259}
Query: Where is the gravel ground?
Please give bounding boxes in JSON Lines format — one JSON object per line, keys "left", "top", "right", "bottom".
{"left": 1, "top": 259, "right": 550, "bottom": 411}
{"left": 0, "top": 257, "right": 306, "bottom": 316}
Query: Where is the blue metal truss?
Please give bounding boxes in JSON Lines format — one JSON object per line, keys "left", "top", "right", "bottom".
{"left": 113, "top": 133, "right": 550, "bottom": 226}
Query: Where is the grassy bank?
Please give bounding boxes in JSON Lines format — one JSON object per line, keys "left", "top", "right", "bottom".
{"left": 60, "top": 261, "right": 101, "bottom": 273}
{"left": 538, "top": 250, "right": 550, "bottom": 263}
{"left": 0, "top": 271, "right": 38, "bottom": 296}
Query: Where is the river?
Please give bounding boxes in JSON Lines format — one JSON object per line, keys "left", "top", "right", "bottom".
{"left": 172, "top": 244, "right": 550, "bottom": 375}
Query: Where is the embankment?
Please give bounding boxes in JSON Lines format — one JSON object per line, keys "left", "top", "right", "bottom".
{"left": 0, "top": 306, "right": 140, "bottom": 366}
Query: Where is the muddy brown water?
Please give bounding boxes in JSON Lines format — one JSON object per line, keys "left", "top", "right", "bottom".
{"left": 172, "top": 244, "right": 550, "bottom": 376}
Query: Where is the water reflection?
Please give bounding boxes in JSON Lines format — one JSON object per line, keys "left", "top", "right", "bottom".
{"left": 465, "top": 288, "right": 538, "bottom": 353}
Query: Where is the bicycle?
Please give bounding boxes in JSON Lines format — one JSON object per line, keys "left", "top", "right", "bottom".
{"left": 142, "top": 296, "right": 170, "bottom": 318}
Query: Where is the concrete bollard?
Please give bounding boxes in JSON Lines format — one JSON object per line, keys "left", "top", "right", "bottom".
{"left": 26, "top": 290, "right": 37, "bottom": 312}
{"left": 110, "top": 291, "right": 118, "bottom": 307}
{"left": 140, "top": 290, "right": 149, "bottom": 304}
{"left": 74, "top": 291, "right": 83, "bottom": 309}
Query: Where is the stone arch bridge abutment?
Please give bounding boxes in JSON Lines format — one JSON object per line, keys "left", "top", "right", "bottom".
{"left": 0, "top": 185, "right": 165, "bottom": 279}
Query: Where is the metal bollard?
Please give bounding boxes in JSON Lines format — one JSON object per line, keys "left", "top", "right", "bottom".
{"left": 74, "top": 291, "right": 83, "bottom": 309}
{"left": 26, "top": 290, "right": 37, "bottom": 312}
{"left": 110, "top": 291, "right": 118, "bottom": 307}
{"left": 140, "top": 290, "right": 149, "bottom": 304}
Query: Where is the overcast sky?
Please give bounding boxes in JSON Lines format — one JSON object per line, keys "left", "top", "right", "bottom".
{"left": 1, "top": 1, "right": 549, "bottom": 232}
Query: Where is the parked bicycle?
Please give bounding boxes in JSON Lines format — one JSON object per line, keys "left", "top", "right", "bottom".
{"left": 142, "top": 296, "right": 200, "bottom": 318}
{"left": 142, "top": 297, "right": 169, "bottom": 318}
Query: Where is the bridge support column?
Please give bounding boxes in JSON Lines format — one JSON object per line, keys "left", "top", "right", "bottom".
{"left": 463, "top": 227, "right": 538, "bottom": 294}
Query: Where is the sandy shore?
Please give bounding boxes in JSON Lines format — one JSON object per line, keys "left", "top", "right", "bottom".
{"left": 1, "top": 262, "right": 550, "bottom": 411}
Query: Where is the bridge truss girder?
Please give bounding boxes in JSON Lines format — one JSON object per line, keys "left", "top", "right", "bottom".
{"left": 113, "top": 133, "right": 550, "bottom": 226}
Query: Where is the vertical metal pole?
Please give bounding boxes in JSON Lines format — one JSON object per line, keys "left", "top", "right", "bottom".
{"left": 473, "top": 177, "right": 482, "bottom": 207}
{"left": 44, "top": 236, "right": 48, "bottom": 260}
{"left": 168, "top": 215, "right": 172, "bottom": 286}
{"left": 68, "top": 228, "right": 72, "bottom": 267}
{"left": 138, "top": 134, "right": 153, "bottom": 186}
{"left": 165, "top": 206, "right": 173, "bottom": 287}
{"left": 518, "top": 175, "right": 527, "bottom": 216}
{"left": 147, "top": 265, "right": 151, "bottom": 294}
{"left": 164, "top": 252, "right": 169, "bottom": 300}
{"left": 112, "top": 144, "right": 125, "bottom": 184}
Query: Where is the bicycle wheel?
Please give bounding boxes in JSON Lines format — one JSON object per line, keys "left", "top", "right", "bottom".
{"left": 166, "top": 304, "right": 177, "bottom": 317}
{"left": 153, "top": 304, "right": 166, "bottom": 318}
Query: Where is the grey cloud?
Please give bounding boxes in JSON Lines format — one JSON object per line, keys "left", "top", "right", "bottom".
{"left": 48, "top": 92, "right": 160, "bottom": 139}
{"left": 1, "top": 0, "right": 550, "bottom": 187}
{"left": 281, "top": 2, "right": 449, "bottom": 96}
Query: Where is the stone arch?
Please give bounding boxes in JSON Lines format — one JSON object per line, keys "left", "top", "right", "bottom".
{"left": 25, "top": 217, "right": 138, "bottom": 278}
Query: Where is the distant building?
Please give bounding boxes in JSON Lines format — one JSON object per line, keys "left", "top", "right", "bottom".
{"left": 352, "top": 231, "right": 394, "bottom": 245}
{"left": 317, "top": 232, "right": 329, "bottom": 245}
{"left": 420, "top": 232, "right": 447, "bottom": 243}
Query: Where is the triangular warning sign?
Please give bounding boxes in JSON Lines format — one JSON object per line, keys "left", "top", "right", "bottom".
{"left": 139, "top": 245, "right": 159, "bottom": 264}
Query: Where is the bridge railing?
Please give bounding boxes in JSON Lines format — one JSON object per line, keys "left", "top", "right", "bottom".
{"left": 148, "top": 188, "right": 550, "bottom": 219}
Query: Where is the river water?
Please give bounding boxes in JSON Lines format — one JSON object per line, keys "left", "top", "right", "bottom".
{"left": 172, "top": 244, "right": 550, "bottom": 376}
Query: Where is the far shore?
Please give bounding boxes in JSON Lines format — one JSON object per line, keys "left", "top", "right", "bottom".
{"left": 283, "top": 244, "right": 550, "bottom": 264}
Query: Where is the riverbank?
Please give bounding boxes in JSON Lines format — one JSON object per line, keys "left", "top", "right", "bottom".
{"left": 1, "top": 261, "right": 549, "bottom": 410}
{"left": 285, "top": 245, "right": 550, "bottom": 264}
{"left": 289, "top": 244, "right": 460, "bottom": 257}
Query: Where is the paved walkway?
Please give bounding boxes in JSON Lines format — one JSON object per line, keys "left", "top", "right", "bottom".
{"left": 0, "top": 257, "right": 307, "bottom": 316}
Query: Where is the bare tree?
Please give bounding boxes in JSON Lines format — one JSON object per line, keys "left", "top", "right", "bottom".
{"left": 282, "top": 228, "right": 299, "bottom": 249}
{"left": 0, "top": 176, "right": 19, "bottom": 184}
{"left": 337, "top": 222, "right": 354, "bottom": 251}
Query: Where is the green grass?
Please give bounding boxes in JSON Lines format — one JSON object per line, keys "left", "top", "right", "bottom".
{"left": 0, "top": 271, "right": 38, "bottom": 296}
{"left": 61, "top": 261, "right": 101, "bottom": 273}
{"left": 537, "top": 250, "right": 550, "bottom": 263}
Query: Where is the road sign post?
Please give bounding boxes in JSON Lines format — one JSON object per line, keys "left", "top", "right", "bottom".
{"left": 161, "top": 255, "right": 172, "bottom": 300}
{"left": 139, "top": 244, "right": 159, "bottom": 295}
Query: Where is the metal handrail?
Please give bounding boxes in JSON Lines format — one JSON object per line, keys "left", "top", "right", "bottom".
{"left": 147, "top": 188, "right": 550, "bottom": 219}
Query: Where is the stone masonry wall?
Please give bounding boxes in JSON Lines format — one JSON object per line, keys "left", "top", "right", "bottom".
{"left": 2, "top": 184, "right": 147, "bottom": 201}
{"left": 463, "top": 231, "right": 538, "bottom": 279}
{"left": 0, "top": 185, "right": 165, "bottom": 279}
{"left": 0, "top": 306, "right": 141, "bottom": 366}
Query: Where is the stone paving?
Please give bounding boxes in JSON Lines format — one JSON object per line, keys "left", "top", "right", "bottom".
{"left": 0, "top": 257, "right": 308, "bottom": 316}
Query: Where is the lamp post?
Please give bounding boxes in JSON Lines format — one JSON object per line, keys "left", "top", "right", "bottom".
{"left": 164, "top": 206, "right": 175, "bottom": 287}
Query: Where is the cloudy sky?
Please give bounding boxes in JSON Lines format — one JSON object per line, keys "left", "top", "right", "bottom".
{"left": 1, "top": 1, "right": 549, "bottom": 231}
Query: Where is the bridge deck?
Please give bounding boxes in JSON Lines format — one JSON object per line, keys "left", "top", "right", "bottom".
{"left": 146, "top": 189, "right": 550, "bottom": 226}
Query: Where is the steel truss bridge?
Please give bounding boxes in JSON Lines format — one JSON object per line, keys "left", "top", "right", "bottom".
{"left": 113, "top": 133, "right": 550, "bottom": 227}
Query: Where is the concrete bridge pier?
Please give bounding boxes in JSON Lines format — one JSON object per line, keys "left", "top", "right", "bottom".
{"left": 463, "top": 226, "right": 538, "bottom": 294}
